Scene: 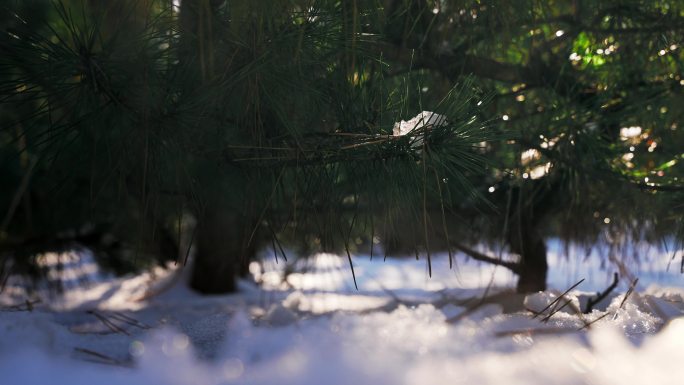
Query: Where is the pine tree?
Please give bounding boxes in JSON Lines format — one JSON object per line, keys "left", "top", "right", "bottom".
{"left": 1, "top": 0, "right": 683, "bottom": 294}
{"left": 377, "top": 0, "right": 684, "bottom": 291}
{"left": 0, "top": 0, "right": 494, "bottom": 292}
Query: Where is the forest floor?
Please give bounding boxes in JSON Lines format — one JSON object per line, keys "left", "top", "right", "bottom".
{"left": 1, "top": 241, "right": 683, "bottom": 385}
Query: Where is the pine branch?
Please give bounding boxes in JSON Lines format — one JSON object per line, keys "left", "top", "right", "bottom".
{"left": 450, "top": 241, "right": 520, "bottom": 273}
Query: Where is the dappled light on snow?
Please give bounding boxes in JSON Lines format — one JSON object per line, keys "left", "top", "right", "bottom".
{"left": 2, "top": 249, "right": 684, "bottom": 384}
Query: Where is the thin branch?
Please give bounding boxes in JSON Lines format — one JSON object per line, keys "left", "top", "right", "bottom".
{"left": 584, "top": 272, "right": 619, "bottom": 313}
{"left": 450, "top": 241, "right": 520, "bottom": 273}
{"left": 531, "top": 279, "right": 585, "bottom": 319}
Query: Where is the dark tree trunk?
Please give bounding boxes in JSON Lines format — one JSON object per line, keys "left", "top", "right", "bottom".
{"left": 509, "top": 220, "right": 548, "bottom": 293}
{"left": 190, "top": 209, "right": 254, "bottom": 293}
{"left": 513, "top": 230, "right": 548, "bottom": 293}
{"left": 179, "top": 0, "right": 225, "bottom": 82}
{"left": 499, "top": 178, "right": 555, "bottom": 293}
{"left": 179, "top": 0, "right": 254, "bottom": 294}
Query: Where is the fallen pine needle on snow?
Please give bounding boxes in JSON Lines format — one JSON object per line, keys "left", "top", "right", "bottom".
{"left": 73, "top": 347, "right": 133, "bottom": 368}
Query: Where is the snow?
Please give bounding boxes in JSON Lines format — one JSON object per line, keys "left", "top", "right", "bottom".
{"left": 392, "top": 111, "right": 447, "bottom": 150}
{"left": 1, "top": 246, "right": 684, "bottom": 385}
{"left": 392, "top": 111, "right": 447, "bottom": 137}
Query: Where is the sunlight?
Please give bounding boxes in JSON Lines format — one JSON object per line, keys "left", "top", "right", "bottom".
{"left": 619, "top": 126, "right": 642, "bottom": 140}
{"left": 521, "top": 148, "right": 541, "bottom": 165}
{"left": 529, "top": 163, "right": 551, "bottom": 179}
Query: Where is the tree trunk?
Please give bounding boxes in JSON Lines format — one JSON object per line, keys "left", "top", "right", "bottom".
{"left": 179, "top": 0, "right": 225, "bottom": 82}
{"left": 179, "top": 0, "right": 254, "bottom": 294}
{"left": 190, "top": 208, "right": 254, "bottom": 293}
{"left": 509, "top": 223, "right": 548, "bottom": 293}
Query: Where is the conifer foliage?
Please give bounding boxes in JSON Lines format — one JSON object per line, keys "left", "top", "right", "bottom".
{"left": 1, "top": 1, "right": 683, "bottom": 293}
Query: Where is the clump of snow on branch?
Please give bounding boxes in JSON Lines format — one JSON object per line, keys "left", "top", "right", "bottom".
{"left": 392, "top": 111, "right": 447, "bottom": 137}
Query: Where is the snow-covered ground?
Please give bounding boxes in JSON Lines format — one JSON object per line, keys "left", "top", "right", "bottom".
{"left": 1, "top": 244, "right": 683, "bottom": 385}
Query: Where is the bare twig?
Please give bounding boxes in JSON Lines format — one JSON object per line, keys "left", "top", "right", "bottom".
{"left": 531, "top": 279, "right": 585, "bottom": 319}
{"left": 584, "top": 272, "right": 619, "bottom": 313}
{"left": 451, "top": 241, "right": 520, "bottom": 273}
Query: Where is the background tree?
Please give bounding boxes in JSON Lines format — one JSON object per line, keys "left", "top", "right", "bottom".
{"left": 0, "top": 0, "right": 494, "bottom": 293}
{"left": 377, "top": 0, "right": 684, "bottom": 292}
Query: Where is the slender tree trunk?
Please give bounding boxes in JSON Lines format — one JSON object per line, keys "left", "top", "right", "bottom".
{"left": 190, "top": 208, "right": 253, "bottom": 293}
{"left": 509, "top": 222, "right": 548, "bottom": 293}
{"left": 179, "top": 0, "right": 224, "bottom": 82}
{"left": 180, "top": 0, "right": 255, "bottom": 293}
